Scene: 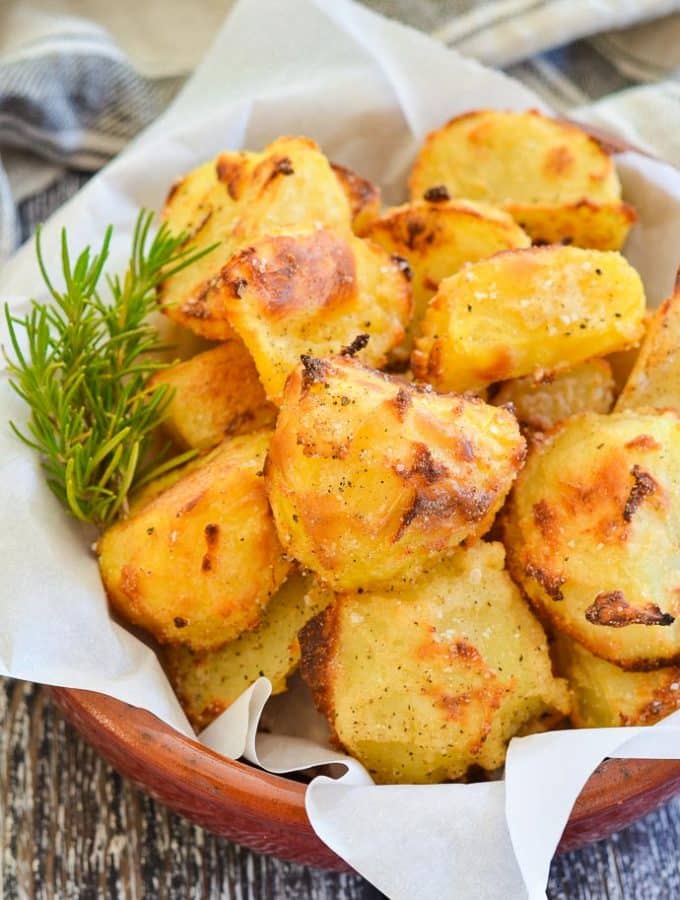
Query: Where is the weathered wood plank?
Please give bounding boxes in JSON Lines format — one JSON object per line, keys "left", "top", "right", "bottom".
{"left": 2, "top": 678, "right": 680, "bottom": 898}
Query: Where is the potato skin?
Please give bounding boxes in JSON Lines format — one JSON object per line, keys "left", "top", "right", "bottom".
{"left": 504, "top": 411, "right": 680, "bottom": 670}
{"left": 98, "top": 431, "right": 290, "bottom": 651}
{"left": 221, "top": 227, "right": 411, "bottom": 403}
{"left": 300, "top": 542, "right": 569, "bottom": 784}
{"left": 616, "top": 281, "right": 680, "bottom": 412}
{"left": 409, "top": 109, "right": 635, "bottom": 249}
{"left": 365, "top": 199, "right": 529, "bottom": 345}
{"left": 158, "top": 137, "right": 352, "bottom": 340}
{"left": 493, "top": 359, "right": 615, "bottom": 436}
{"left": 413, "top": 246, "right": 645, "bottom": 393}
{"left": 149, "top": 340, "right": 277, "bottom": 450}
{"left": 164, "top": 571, "right": 331, "bottom": 731}
{"left": 330, "top": 163, "right": 381, "bottom": 236}
{"left": 265, "top": 354, "right": 525, "bottom": 591}
{"left": 553, "top": 634, "right": 680, "bottom": 728}
{"left": 158, "top": 150, "right": 257, "bottom": 340}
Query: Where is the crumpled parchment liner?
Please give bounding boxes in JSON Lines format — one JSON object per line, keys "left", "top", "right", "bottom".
{"left": 2, "top": 1, "right": 680, "bottom": 897}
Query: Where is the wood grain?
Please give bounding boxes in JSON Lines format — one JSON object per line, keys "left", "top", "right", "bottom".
{"left": 2, "top": 677, "right": 680, "bottom": 898}
{"left": 7, "top": 170, "right": 680, "bottom": 900}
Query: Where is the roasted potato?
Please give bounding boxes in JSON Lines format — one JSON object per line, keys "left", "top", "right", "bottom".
{"left": 164, "top": 571, "right": 331, "bottom": 731}
{"left": 331, "top": 163, "right": 381, "bottom": 236}
{"left": 158, "top": 137, "right": 351, "bottom": 340}
{"left": 553, "top": 634, "right": 680, "bottom": 728}
{"left": 504, "top": 411, "right": 680, "bottom": 670}
{"left": 149, "top": 340, "right": 277, "bottom": 450}
{"left": 616, "top": 279, "right": 680, "bottom": 411}
{"left": 493, "top": 359, "right": 615, "bottom": 436}
{"left": 98, "top": 431, "right": 290, "bottom": 650}
{"left": 409, "top": 109, "right": 635, "bottom": 249}
{"left": 365, "top": 199, "right": 530, "bottom": 345}
{"left": 300, "top": 542, "right": 569, "bottom": 784}
{"left": 265, "top": 354, "right": 525, "bottom": 591}
{"left": 412, "top": 246, "right": 645, "bottom": 393}
{"left": 158, "top": 150, "right": 257, "bottom": 340}
{"left": 221, "top": 227, "right": 411, "bottom": 403}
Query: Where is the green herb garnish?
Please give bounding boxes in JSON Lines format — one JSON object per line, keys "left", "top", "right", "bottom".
{"left": 4, "top": 210, "right": 211, "bottom": 528}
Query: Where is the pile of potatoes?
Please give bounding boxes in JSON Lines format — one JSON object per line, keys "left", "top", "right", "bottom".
{"left": 97, "top": 110, "right": 680, "bottom": 784}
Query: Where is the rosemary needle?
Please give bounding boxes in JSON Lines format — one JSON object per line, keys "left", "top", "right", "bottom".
{"left": 3, "top": 210, "right": 214, "bottom": 529}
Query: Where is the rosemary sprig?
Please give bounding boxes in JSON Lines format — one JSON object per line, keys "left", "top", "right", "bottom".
{"left": 3, "top": 210, "right": 211, "bottom": 529}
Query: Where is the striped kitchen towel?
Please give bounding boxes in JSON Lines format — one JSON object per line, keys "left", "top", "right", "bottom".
{"left": 1, "top": 0, "right": 679, "bottom": 261}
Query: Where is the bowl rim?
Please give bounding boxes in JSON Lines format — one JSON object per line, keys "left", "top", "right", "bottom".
{"left": 48, "top": 123, "right": 680, "bottom": 868}
{"left": 51, "top": 685, "right": 680, "bottom": 864}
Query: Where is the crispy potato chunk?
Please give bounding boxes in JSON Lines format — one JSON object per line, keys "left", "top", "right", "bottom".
{"left": 616, "top": 280, "right": 680, "bottom": 411}
{"left": 365, "top": 200, "right": 530, "bottom": 344}
{"left": 162, "top": 159, "right": 225, "bottom": 237}
{"left": 330, "top": 163, "right": 381, "bottom": 236}
{"left": 222, "top": 228, "right": 411, "bottom": 403}
{"left": 493, "top": 360, "right": 615, "bottom": 436}
{"left": 159, "top": 150, "right": 258, "bottom": 340}
{"left": 149, "top": 340, "right": 277, "bottom": 450}
{"left": 409, "top": 109, "right": 635, "bottom": 249}
{"left": 504, "top": 411, "right": 680, "bottom": 670}
{"left": 265, "top": 355, "right": 525, "bottom": 591}
{"left": 553, "top": 634, "right": 680, "bottom": 728}
{"left": 164, "top": 571, "right": 331, "bottom": 731}
{"left": 98, "top": 431, "right": 290, "bottom": 651}
{"left": 158, "top": 137, "right": 351, "bottom": 340}
{"left": 299, "top": 542, "right": 569, "bottom": 783}
{"left": 413, "top": 246, "right": 645, "bottom": 394}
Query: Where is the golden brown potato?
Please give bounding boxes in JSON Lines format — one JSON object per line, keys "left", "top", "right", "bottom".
{"left": 493, "top": 359, "right": 615, "bottom": 436}
{"left": 98, "top": 431, "right": 290, "bottom": 650}
{"left": 412, "top": 246, "right": 645, "bottom": 394}
{"left": 158, "top": 137, "right": 351, "bottom": 340}
{"left": 553, "top": 634, "right": 680, "bottom": 728}
{"left": 158, "top": 150, "right": 258, "bottom": 340}
{"left": 409, "top": 109, "right": 635, "bottom": 250}
{"left": 330, "top": 163, "right": 381, "bottom": 236}
{"left": 616, "top": 280, "right": 680, "bottom": 412}
{"left": 164, "top": 571, "right": 331, "bottom": 731}
{"left": 162, "top": 159, "right": 225, "bottom": 238}
{"left": 265, "top": 354, "right": 525, "bottom": 591}
{"left": 221, "top": 227, "right": 412, "bottom": 403}
{"left": 365, "top": 200, "right": 530, "bottom": 344}
{"left": 504, "top": 411, "right": 680, "bottom": 670}
{"left": 149, "top": 340, "right": 277, "bottom": 450}
{"left": 300, "top": 542, "right": 569, "bottom": 784}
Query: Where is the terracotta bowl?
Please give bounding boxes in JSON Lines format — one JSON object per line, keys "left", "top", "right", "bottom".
{"left": 51, "top": 686, "right": 680, "bottom": 870}
{"left": 50, "top": 125, "right": 680, "bottom": 872}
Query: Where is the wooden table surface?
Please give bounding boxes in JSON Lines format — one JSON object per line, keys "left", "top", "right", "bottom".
{"left": 2, "top": 677, "right": 680, "bottom": 899}
{"left": 4, "top": 175, "right": 680, "bottom": 900}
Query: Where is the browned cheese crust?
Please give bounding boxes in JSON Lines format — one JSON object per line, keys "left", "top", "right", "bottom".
{"left": 265, "top": 353, "right": 525, "bottom": 591}
{"left": 221, "top": 227, "right": 411, "bottom": 403}
{"left": 504, "top": 411, "right": 680, "bottom": 669}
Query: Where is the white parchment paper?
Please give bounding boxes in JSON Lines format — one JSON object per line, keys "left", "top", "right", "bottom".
{"left": 2, "top": 1, "right": 680, "bottom": 897}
